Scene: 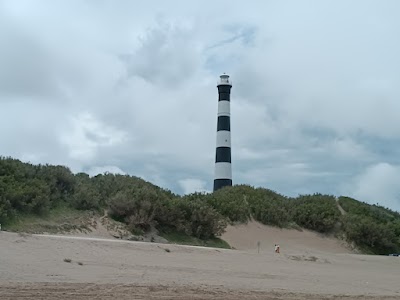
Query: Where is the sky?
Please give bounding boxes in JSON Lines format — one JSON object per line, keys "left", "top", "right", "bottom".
{"left": 1, "top": 0, "right": 400, "bottom": 211}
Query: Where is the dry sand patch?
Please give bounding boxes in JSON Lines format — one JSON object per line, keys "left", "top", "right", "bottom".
{"left": 1, "top": 225, "right": 399, "bottom": 299}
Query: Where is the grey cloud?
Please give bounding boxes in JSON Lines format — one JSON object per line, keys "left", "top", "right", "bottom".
{"left": 343, "top": 163, "right": 400, "bottom": 211}
{"left": 124, "top": 21, "right": 202, "bottom": 87}
{"left": 1, "top": 0, "right": 400, "bottom": 211}
{"left": 0, "top": 25, "right": 60, "bottom": 99}
{"left": 207, "top": 25, "right": 257, "bottom": 50}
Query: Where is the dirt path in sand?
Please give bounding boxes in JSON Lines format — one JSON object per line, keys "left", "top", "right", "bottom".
{"left": 336, "top": 198, "right": 347, "bottom": 216}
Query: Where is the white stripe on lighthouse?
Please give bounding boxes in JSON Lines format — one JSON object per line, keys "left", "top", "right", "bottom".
{"left": 216, "top": 131, "right": 231, "bottom": 148}
{"left": 214, "top": 162, "right": 232, "bottom": 179}
{"left": 217, "top": 100, "right": 230, "bottom": 116}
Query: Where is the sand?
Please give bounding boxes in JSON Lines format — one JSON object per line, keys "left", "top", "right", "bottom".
{"left": 222, "top": 220, "right": 353, "bottom": 254}
{"left": 1, "top": 222, "right": 399, "bottom": 299}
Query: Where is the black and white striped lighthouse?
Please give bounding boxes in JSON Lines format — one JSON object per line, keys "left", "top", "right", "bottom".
{"left": 213, "top": 74, "right": 232, "bottom": 191}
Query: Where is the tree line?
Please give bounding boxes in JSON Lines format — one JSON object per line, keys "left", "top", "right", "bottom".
{"left": 1, "top": 157, "right": 399, "bottom": 254}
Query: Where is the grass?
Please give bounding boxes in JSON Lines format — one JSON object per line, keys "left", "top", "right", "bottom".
{"left": 159, "top": 230, "right": 231, "bottom": 249}
{"left": 3, "top": 205, "right": 93, "bottom": 234}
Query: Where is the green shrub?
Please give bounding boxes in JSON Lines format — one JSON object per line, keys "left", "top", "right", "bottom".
{"left": 208, "top": 186, "right": 252, "bottom": 223}
{"left": 71, "top": 183, "right": 101, "bottom": 210}
{"left": 156, "top": 196, "right": 227, "bottom": 239}
{"left": 188, "top": 200, "right": 227, "bottom": 239}
{"left": 108, "top": 188, "right": 162, "bottom": 231}
{"left": 338, "top": 196, "right": 399, "bottom": 224}
{"left": 248, "top": 188, "right": 291, "bottom": 227}
{"left": 290, "top": 194, "right": 340, "bottom": 233}
{"left": 0, "top": 196, "right": 14, "bottom": 224}
{"left": 342, "top": 215, "right": 399, "bottom": 254}
{"left": 338, "top": 196, "right": 400, "bottom": 254}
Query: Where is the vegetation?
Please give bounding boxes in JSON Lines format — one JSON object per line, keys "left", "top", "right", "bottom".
{"left": 1, "top": 156, "right": 400, "bottom": 254}
{"left": 3, "top": 205, "right": 91, "bottom": 233}
{"left": 291, "top": 194, "right": 340, "bottom": 233}
{"left": 338, "top": 197, "right": 400, "bottom": 254}
{"left": 210, "top": 185, "right": 340, "bottom": 233}
{"left": 0, "top": 157, "right": 224, "bottom": 242}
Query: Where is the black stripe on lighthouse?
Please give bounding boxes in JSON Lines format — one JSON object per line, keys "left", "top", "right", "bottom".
{"left": 213, "top": 74, "right": 232, "bottom": 192}
{"left": 213, "top": 179, "right": 232, "bottom": 191}
{"left": 215, "top": 146, "right": 231, "bottom": 163}
{"left": 218, "top": 85, "right": 231, "bottom": 101}
{"left": 217, "top": 116, "right": 230, "bottom": 131}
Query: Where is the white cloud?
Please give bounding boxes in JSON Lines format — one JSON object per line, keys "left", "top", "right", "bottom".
{"left": 178, "top": 178, "right": 209, "bottom": 195}
{"left": 1, "top": 0, "right": 400, "bottom": 211}
{"left": 86, "top": 165, "right": 126, "bottom": 177}
{"left": 344, "top": 163, "right": 400, "bottom": 211}
{"left": 60, "top": 113, "right": 127, "bottom": 162}
{"left": 329, "top": 138, "right": 373, "bottom": 161}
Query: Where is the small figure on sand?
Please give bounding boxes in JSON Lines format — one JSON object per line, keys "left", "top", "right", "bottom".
{"left": 274, "top": 244, "right": 280, "bottom": 254}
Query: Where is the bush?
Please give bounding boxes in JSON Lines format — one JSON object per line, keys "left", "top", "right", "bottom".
{"left": 71, "top": 183, "right": 101, "bottom": 210}
{"left": 208, "top": 185, "right": 253, "bottom": 223}
{"left": 108, "top": 188, "right": 162, "bottom": 231}
{"left": 209, "top": 185, "right": 291, "bottom": 227}
{"left": 338, "top": 196, "right": 399, "bottom": 224}
{"left": 0, "top": 196, "right": 14, "bottom": 224}
{"left": 342, "top": 215, "right": 399, "bottom": 254}
{"left": 156, "top": 196, "right": 227, "bottom": 239}
{"left": 248, "top": 188, "right": 291, "bottom": 227}
{"left": 338, "top": 196, "right": 400, "bottom": 254}
{"left": 7, "top": 179, "right": 51, "bottom": 215}
{"left": 36, "top": 165, "right": 75, "bottom": 205}
{"left": 290, "top": 194, "right": 340, "bottom": 233}
{"left": 187, "top": 200, "right": 227, "bottom": 239}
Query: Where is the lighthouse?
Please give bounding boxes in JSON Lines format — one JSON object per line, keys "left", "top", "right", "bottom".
{"left": 213, "top": 74, "right": 232, "bottom": 191}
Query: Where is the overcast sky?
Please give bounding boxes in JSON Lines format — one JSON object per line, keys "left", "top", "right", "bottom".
{"left": 1, "top": 0, "right": 400, "bottom": 211}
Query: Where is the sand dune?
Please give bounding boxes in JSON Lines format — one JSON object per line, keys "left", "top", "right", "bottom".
{"left": 1, "top": 227, "right": 399, "bottom": 299}
{"left": 222, "top": 220, "right": 353, "bottom": 254}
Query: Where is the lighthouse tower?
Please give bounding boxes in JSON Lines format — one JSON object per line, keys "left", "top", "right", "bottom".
{"left": 213, "top": 74, "right": 232, "bottom": 191}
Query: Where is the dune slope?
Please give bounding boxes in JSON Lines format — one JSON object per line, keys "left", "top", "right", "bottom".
{"left": 222, "top": 220, "right": 352, "bottom": 254}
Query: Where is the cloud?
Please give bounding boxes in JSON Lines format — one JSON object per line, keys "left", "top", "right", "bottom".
{"left": 1, "top": 0, "right": 400, "bottom": 211}
{"left": 178, "top": 178, "right": 209, "bottom": 195}
{"left": 344, "top": 163, "right": 400, "bottom": 211}
{"left": 207, "top": 25, "right": 257, "bottom": 50}
{"left": 124, "top": 20, "right": 202, "bottom": 88}
{"left": 60, "top": 113, "right": 128, "bottom": 162}
{"left": 0, "top": 23, "right": 59, "bottom": 99}
{"left": 86, "top": 165, "right": 126, "bottom": 177}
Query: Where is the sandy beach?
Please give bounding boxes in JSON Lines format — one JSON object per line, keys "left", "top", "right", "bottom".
{"left": 1, "top": 222, "right": 399, "bottom": 299}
